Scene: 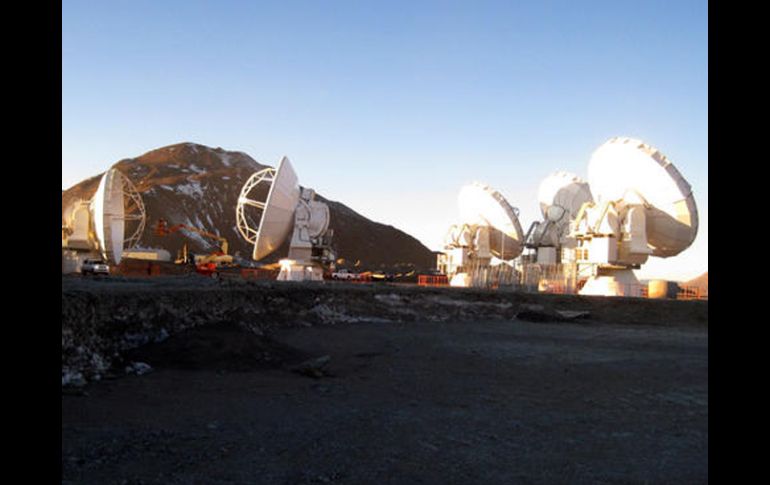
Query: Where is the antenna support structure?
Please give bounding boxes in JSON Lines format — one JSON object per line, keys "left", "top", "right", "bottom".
{"left": 566, "top": 137, "right": 698, "bottom": 297}
{"left": 61, "top": 168, "right": 146, "bottom": 273}
{"left": 236, "top": 157, "right": 335, "bottom": 281}
{"left": 438, "top": 182, "right": 524, "bottom": 288}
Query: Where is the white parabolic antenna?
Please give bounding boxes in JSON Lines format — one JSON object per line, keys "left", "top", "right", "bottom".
{"left": 538, "top": 171, "right": 593, "bottom": 223}
{"left": 525, "top": 171, "right": 594, "bottom": 252}
{"left": 457, "top": 182, "right": 524, "bottom": 259}
{"left": 588, "top": 137, "right": 698, "bottom": 257}
{"left": 237, "top": 157, "right": 301, "bottom": 260}
{"left": 236, "top": 157, "right": 332, "bottom": 280}
{"left": 90, "top": 168, "right": 146, "bottom": 264}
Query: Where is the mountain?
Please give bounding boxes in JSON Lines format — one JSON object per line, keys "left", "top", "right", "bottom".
{"left": 683, "top": 271, "right": 708, "bottom": 295}
{"left": 62, "top": 142, "right": 435, "bottom": 270}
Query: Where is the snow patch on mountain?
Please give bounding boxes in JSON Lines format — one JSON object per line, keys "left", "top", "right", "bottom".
{"left": 176, "top": 182, "right": 204, "bottom": 197}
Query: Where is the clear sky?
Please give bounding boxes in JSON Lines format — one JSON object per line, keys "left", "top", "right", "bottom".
{"left": 62, "top": 0, "right": 707, "bottom": 281}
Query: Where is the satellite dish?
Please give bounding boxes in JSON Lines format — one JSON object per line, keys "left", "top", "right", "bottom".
{"left": 457, "top": 182, "right": 524, "bottom": 259}
{"left": 91, "top": 168, "right": 146, "bottom": 264}
{"left": 525, "top": 171, "right": 594, "bottom": 255}
{"left": 545, "top": 206, "right": 566, "bottom": 223}
{"left": 587, "top": 136, "right": 698, "bottom": 257}
{"left": 236, "top": 157, "right": 333, "bottom": 280}
{"left": 538, "top": 171, "right": 593, "bottom": 223}
{"left": 92, "top": 169, "right": 125, "bottom": 264}
{"left": 567, "top": 137, "right": 699, "bottom": 297}
{"left": 61, "top": 168, "right": 146, "bottom": 271}
{"left": 236, "top": 157, "right": 300, "bottom": 261}
{"left": 438, "top": 182, "right": 524, "bottom": 287}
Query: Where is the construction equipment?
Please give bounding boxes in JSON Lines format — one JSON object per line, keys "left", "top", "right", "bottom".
{"left": 154, "top": 219, "right": 234, "bottom": 276}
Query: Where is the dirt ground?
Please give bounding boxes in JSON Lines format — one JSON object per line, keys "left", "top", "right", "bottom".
{"left": 62, "top": 284, "right": 708, "bottom": 484}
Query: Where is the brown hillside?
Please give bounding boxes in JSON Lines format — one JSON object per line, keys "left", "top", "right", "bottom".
{"left": 684, "top": 272, "right": 708, "bottom": 294}
{"left": 62, "top": 142, "right": 434, "bottom": 270}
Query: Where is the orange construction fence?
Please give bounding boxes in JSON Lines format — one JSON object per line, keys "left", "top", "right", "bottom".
{"left": 418, "top": 275, "right": 449, "bottom": 287}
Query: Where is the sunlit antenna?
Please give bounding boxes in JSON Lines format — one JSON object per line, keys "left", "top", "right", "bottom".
{"left": 571, "top": 137, "right": 699, "bottom": 296}
{"left": 236, "top": 157, "right": 334, "bottom": 281}
{"left": 439, "top": 182, "right": 524, "bottom": 287}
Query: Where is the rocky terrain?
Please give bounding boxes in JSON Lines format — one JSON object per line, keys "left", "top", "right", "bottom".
{"left": 61, "top": 275, "right": 708, "bottom": 386}
{"left": 62, "top": 276, "right": 708, "bottom": 484}
{"left": 62, "top": 142, "right": 435, "bottom": 269}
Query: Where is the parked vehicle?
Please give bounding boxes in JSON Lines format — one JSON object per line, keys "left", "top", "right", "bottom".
{"left": 332, "top": 269, "right": 359, "bottom": 280}
{"left": 81, "top": 259, "right": 109, "bottom": 276}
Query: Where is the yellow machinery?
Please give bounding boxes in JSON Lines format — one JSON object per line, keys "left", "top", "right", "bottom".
{"left": 154, "top": 219, "right": 234, "bottom": 268}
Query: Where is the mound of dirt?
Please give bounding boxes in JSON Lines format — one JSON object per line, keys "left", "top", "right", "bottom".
{"left": 122, "top": 322, "right": 313, "bottom": 372}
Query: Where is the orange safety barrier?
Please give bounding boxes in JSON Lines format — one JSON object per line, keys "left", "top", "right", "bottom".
{"left": 418, "top": 275, "right": 449, "bottom": 287}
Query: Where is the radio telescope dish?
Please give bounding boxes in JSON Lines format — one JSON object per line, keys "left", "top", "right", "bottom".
{"left": 458, "top": 182, "right": 524, "bottom": 259}
{"left": 538, "top": 171, "right": 593, "bottom": 223}
{"left": 236, "top": 157, "right": 300, "bottom": 260}
{"left": 438, "top": 182, "right": 524, "bottom": 287}
{"left": 236, "top": 156, "right": 334, "bottom": 281}
{"left": 588, "top": 137, "right": 698, "bottom": 257}
{"left": 527, "top": 171, "right": 594, "bottom": 250}
{"left": 91, "top": 168, "right": 146, "bottom": 264}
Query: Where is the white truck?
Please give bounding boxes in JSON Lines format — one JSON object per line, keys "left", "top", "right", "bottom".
{"left": 331, "top": 269, "right": 359, "bottom": 281}
{"left": 81, "top": 259, "right": 110, "bottom": 276}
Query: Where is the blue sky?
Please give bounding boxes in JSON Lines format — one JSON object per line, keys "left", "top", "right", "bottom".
{"left": 62, "top": 0, "right": 708, "bottom": 281}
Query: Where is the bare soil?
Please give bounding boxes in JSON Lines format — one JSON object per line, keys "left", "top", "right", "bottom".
{"left": 62, "top": 285, "right": 707, "bottom": 484}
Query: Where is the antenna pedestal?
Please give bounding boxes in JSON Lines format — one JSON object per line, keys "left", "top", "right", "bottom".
{"left": 442, "top": 220, "right": 517, "bottom": 287}
{"left": 536, "top": 247, "right": 558, "bottom": 264}
{"left": 579, "top": 268, "right": 642, "bottom": 297}
{"left": 277, "top": 259, "right": 324, "bottom": 281}
{"left": 442, "top": 239, "right": 492, "bottom": 288}
{"left": 278, "top": 188, "right": 332, "bottom": 282}
{"left": 450, "top": 272, "right": 472, "bottom": 287}
{"left": 571, "top": 201, "right": 653, "bottom": 296}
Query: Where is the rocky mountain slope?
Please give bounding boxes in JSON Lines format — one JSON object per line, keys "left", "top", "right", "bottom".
{"left": 683, "top": 271, "right": 708, "bottom": 295}
{"left": 62, "top": 142, "right": 435, "bottom": 269}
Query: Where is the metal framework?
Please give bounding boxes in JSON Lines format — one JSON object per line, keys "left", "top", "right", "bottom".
{"left": 235, "top": 167, "right": 276, "bottom": 244}
{"left": 121, "top": 173, "right": 146, "bottom": 249}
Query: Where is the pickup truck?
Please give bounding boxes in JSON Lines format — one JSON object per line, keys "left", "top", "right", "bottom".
{"left": 81, "top": 259, "right": 109, "bottom": 276}
{"left": 331, "top": 269, "right": 359, "bottom": 280}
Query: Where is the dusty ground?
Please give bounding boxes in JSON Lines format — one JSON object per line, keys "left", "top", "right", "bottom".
{"left": 62, "top": 277, "right": 707, "bottom": 484}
